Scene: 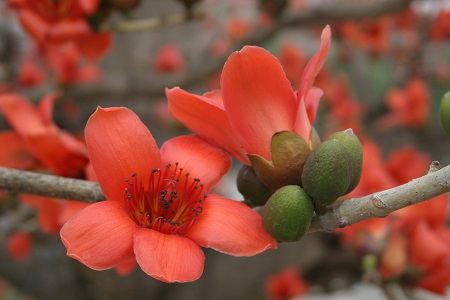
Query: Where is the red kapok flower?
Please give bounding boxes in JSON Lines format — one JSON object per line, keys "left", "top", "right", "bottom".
{"left": 7, "top": 232, "right": 32, "bottom": 261}
{"left": 265, "top": 267, "right": 309, "bottom": 300}
{"left": 0, "top": 92, "right": 89, "bottom": 177}
{"left": 378, "top": 78, "right": 430, "bottom": 129}
{"left": 153, "top": 44, "right": 185, "bottom": 74}
{"left": 166, "top": 25, "right": 331, "bottom": 165}
{"left": 60, "top": 107, "right": 276, "bottom": 283}
{"left": 9, "top": 0, "right": 111, "bottom": 61}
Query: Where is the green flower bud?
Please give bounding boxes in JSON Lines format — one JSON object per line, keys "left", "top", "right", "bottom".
{"left": 301, "top": 138, "right": 352, "bottom": 208}
{"left": 262, "top": 185, "right": 314, "bottom": 242}
{"left": 237, "top": 164, "right": 273, "bottom": 207}
{"left": 248, "top": 131, "right": 311, "bottom": 191}
{"left": 439, "top": 91, "right": 450, "bottom": 139}
{"left": 326, "top": 129, "right": 363, "bottom": 194}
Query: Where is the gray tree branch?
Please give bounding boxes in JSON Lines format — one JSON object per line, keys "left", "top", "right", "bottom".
{"left": 1, "top": 161, "right": 449, "bottom": 232}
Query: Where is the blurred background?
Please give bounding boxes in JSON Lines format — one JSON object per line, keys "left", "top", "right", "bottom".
{"left": 0, "top": 0, "right": 449, "bottom": 299}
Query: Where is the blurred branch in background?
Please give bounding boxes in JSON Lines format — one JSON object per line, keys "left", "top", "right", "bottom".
{"left": 99, "top": 11, "right": 205, "bottom": 32}
{"left": 66, "top": 0, "right": 413, "bottom": 100}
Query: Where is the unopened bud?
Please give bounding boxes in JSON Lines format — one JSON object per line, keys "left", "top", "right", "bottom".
{"left": 326, "top": 129, "right": 362, "bottom": 194}
{"left": 237, "top": 165, "right": 273, "bottom": 207}
{"left": 301, "top": 138, "right": 352, "bottom": 209}
{"left": 262, "top": 185, "right": 314, "bottom": 242}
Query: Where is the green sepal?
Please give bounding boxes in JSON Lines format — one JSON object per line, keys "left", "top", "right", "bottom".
{"left": 248, "top": 131, "right": 311, "bottom": 191}
{"left": 237, "top": 164, "right": 273, "bottom": 207}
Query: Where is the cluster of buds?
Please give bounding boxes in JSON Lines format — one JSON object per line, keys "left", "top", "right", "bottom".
{"left": 237, "top": 128, "right": 363, "bottom": 242}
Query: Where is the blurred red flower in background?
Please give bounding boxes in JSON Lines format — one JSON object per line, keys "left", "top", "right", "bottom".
{"left": 8, "top": 0, "right": 111, "bottom": 61}
{"left": 429, "top": 10, "right": 450, "bottom": 41}
{"left": 153, "top": 44, "right": 185, "bottom": 74}
{"left": 7, "top": 232, "right": 32, "bottom": 261}
{"left": 378, "top": 78, "right": 430, "bottom": 129}
{"left": 265, "top": 267, "right": 309, "bottom": 300}
{"left": 0, "top": 93, "right": 90, "bottom": 234}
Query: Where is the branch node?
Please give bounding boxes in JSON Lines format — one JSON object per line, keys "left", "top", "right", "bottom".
{"left": 371, "top": 194, "right": 387, "bottom": 209}
{"left": 338, "top": 219, "right": 349, "bottom": 228}
{"left": 428, "top": 161, "right": 441, "bottom": 174}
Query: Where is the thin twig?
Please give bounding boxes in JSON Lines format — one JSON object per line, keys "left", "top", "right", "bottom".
{"left": 99, "top": 11, "right": 204, "bottom": 33}
{"left": 0, "top": 167, "right": 104, "bottom": 203}
{"left": 1, "top": 161, "right": 449, "bottom": 232}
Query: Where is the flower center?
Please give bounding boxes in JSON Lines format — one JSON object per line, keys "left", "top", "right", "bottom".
{"left": 123, "top": 163, "right": 206, "bottom": 236}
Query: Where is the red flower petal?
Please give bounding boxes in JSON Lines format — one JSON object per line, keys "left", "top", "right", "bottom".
{"left": 115, "top": 259, "right": 137, "bottom": 276}
{"left": 7, "top": 232, "right": 32, "bottom": 261}
{"left": 47, "top": 19, "right": 91, "bottom": 43}
{"left": 85, "top": 107, "right": 162, "bottom": 202}
{"left": 297, "top": 25, "right": 331, "bottom": 102}
{"left": 188, "top": 194, "right": 277, "bottom": 256}
{"left": 58, "top": 200, "right": 90, "bottom": 226}
{"left": 76, "top": 33, "right": 112, "bottom": 61}
{"left": 21, "top": 195, "right": 62, "bottom": 234}
{"left": 60, "top": 201, "right": 136, "bottom": 270}
{"left": 166, "top": 87, "right": 249, "bottom": 164}
{"left": 409, "top": 220, "right": 449, "bottom": 271}
{"left": 160, "top": 135, "right": 231, "bottom": 193}
{"left": 133, "top": 228, "right": 205, "bottom": 283}
{"left": 0, "top": 93, "right": 47, "bottom": 136}
{"left": 77, "top": 0, "right": 99, "bottom": 15}
{"left": 416, "top": 266, "right": 450, "bottom": 295}
{"left": 0, "top": 131, "right": 35, "bottom": 169}
{"left": 221, "top": 46, "right": 296, "bottom": 161}
{"left": 18, "top": 9, "right": 48, "bottom": 43}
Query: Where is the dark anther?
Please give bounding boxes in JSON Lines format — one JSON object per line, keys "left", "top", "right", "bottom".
{"left": 131, "top": 173, "right": 137, "bottom": 177}
{"left": 166, "top": 164, "right": 171, "bottom": 168}
{"left": 127, "top": 194, "right": 132, "bottom": 200}
{"left": 124, "top": 188, "right": 128, "bottom": 193}
{"left": 194, "top": 178, "right": 200, "bottom": 182}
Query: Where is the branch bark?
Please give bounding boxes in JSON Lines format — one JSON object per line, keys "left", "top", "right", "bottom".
{"left": 99, "top": 11, "right": 204, "bottom": 32}
{"left": 1, "top": 161, "right": 449, "bottom": 232}
{"left": 309, "top": 161, "right": 450, "bottom": 232}
{"left": 0, "top": 167, "right": 104, "bottom": 203}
